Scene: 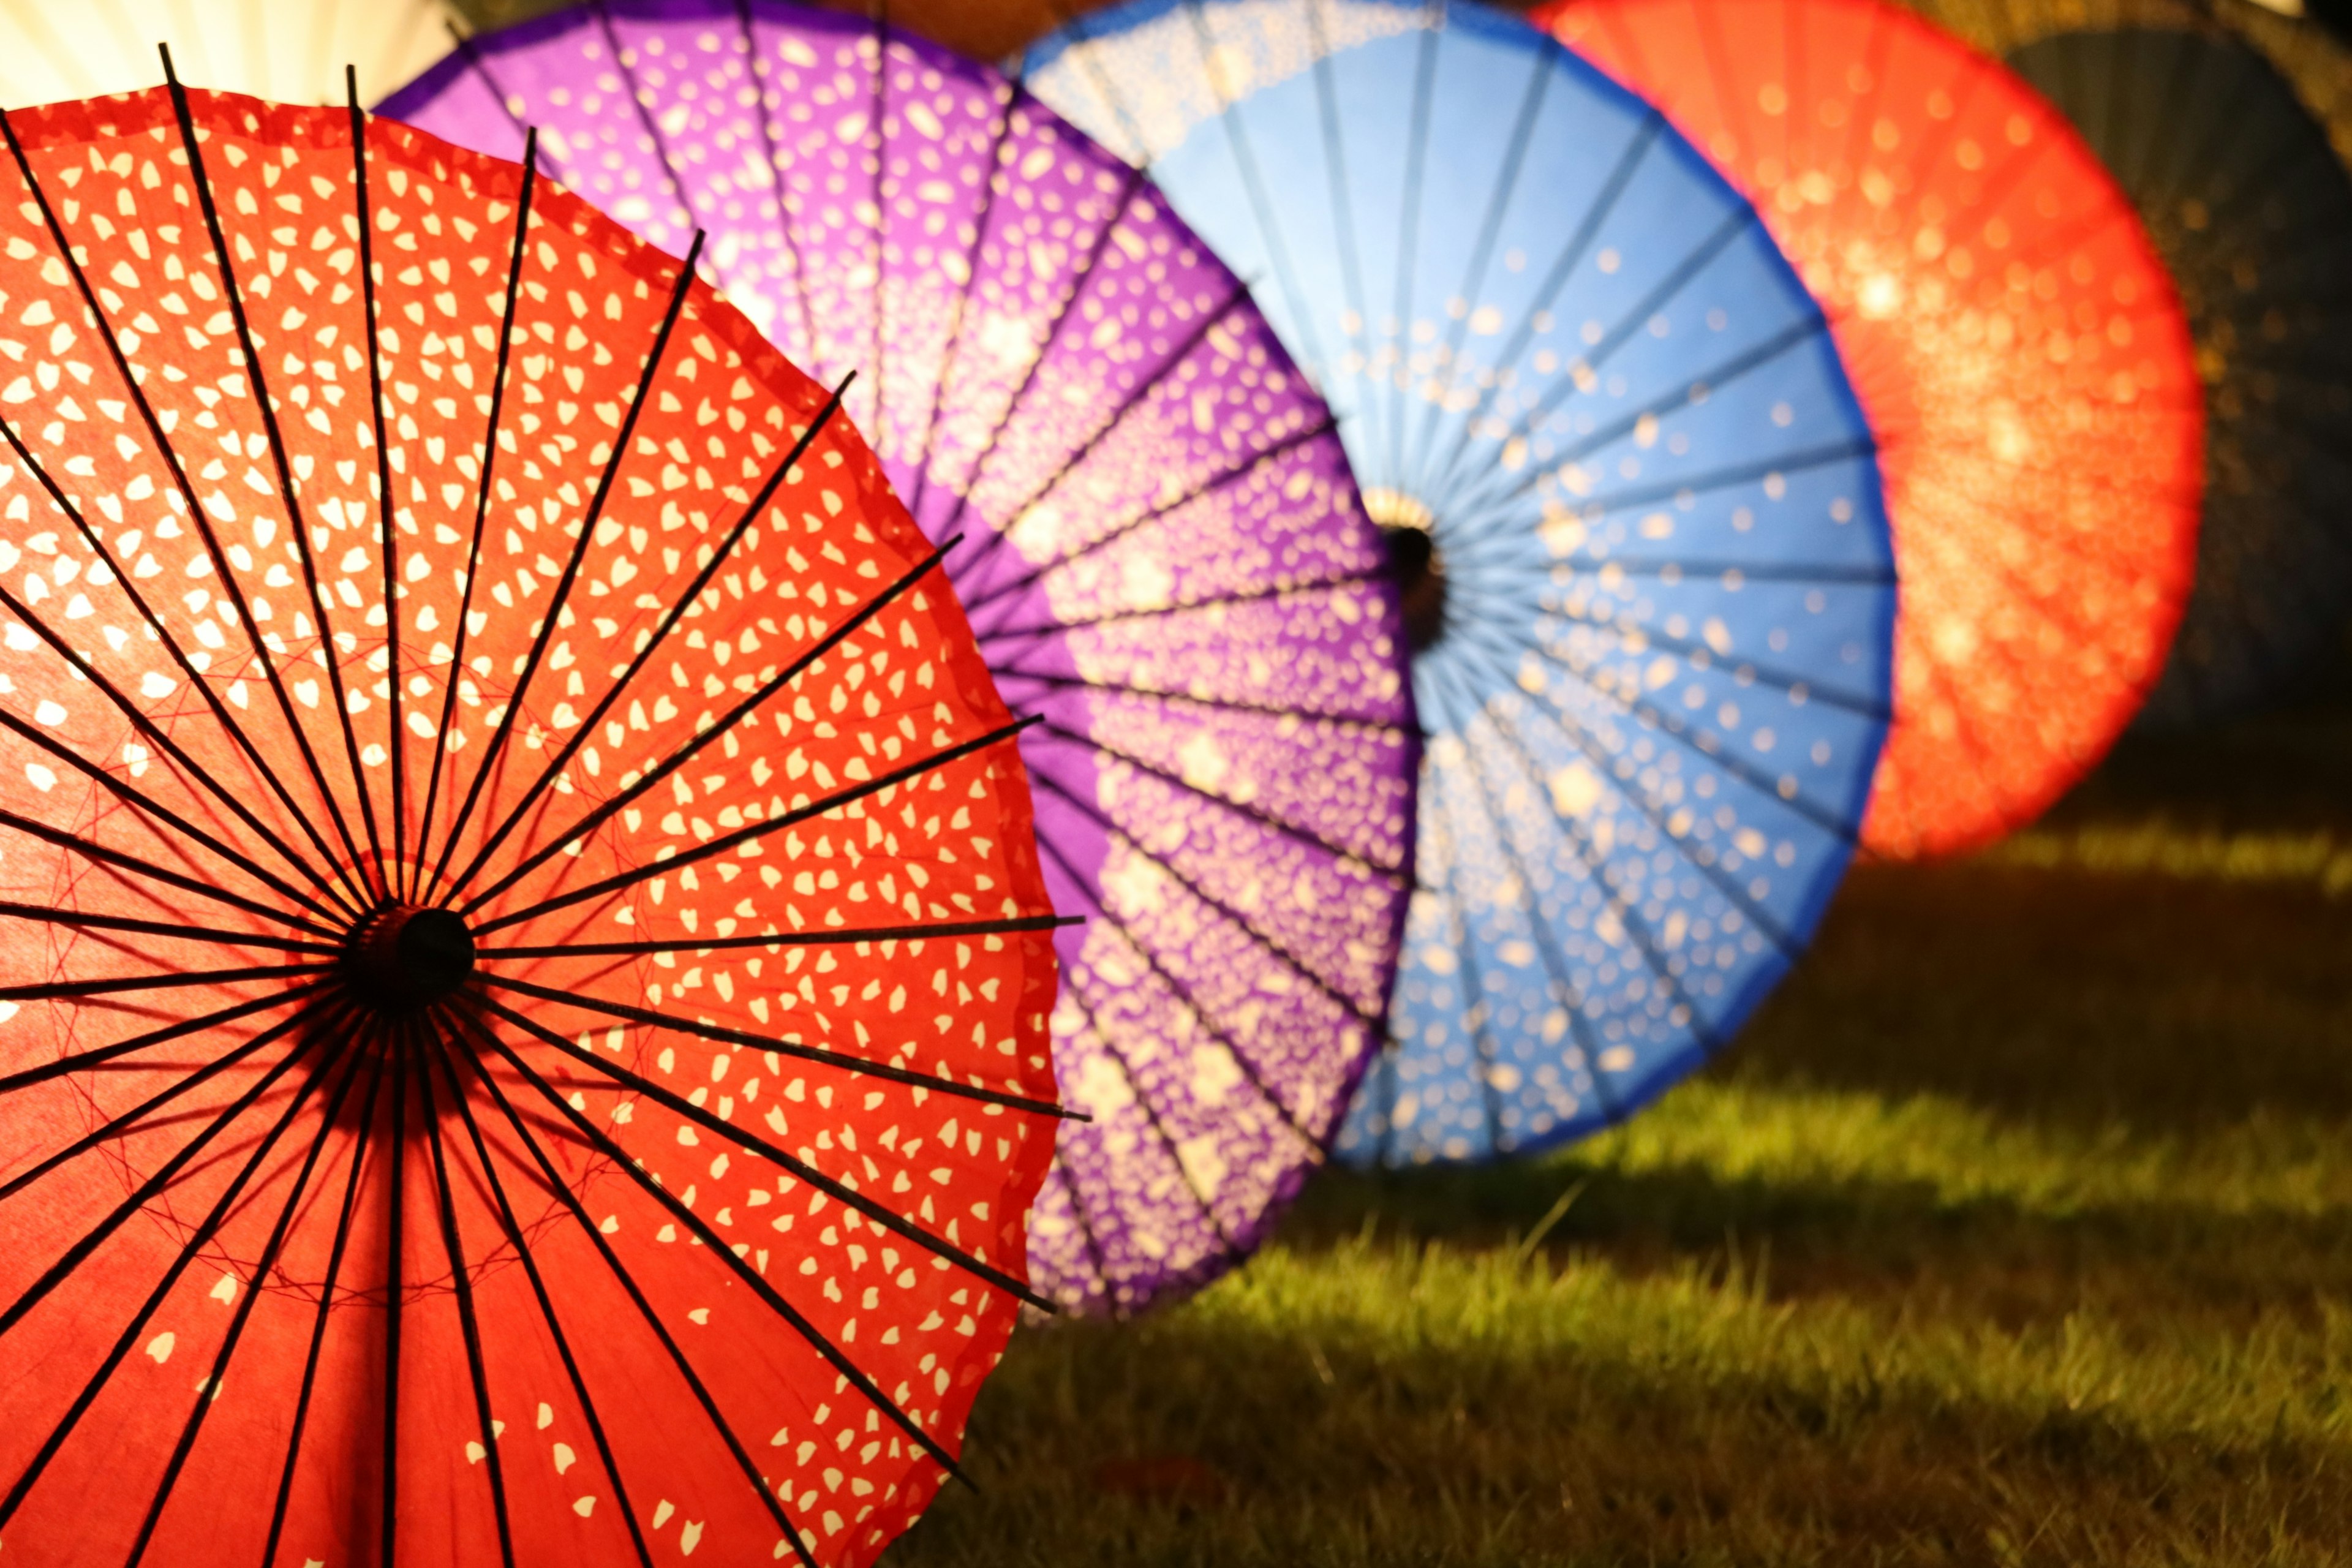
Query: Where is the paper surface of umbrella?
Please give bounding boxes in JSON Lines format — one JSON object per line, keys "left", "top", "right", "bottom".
{"left": 1543, "top": 0, "right": 2207, "bottom": 856}
{"left": 0, "top": 0, "right": 456, "bottom": 105}
{"left": 383, "top": 1, "right": 1417, "bottom": 1310}
{"left": 2001, "top": 25, "right": 2352, "bottom": 725}
{"left": 0, "top": 82, "right": 1063, "bottom": 1568}
{"left": 1025, "top": 0, "right": 1896, "bottom": 1163}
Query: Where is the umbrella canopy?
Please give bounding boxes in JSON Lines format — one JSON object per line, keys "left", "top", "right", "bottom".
{"left": 1025, "top": 0, "right": 1895, "bottom": 1164}
{"left": 2001, "top": 24, "right": 2352, "bottom": 725}
{"left": 0, "top": 78, "right": 1063, "bottom": 1568}
{"left": 0, "top": 0, "right": 456, "bottom": 105}
{"left": 383, "top": 2, "right": 1417, "bottom": 1309}
{"left": 1544, "top": 0, "right": 2206, "bottom": 856}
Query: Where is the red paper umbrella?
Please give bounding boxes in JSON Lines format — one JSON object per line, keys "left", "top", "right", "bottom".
{"left": 1544, "top": 0, "right": 2205, "bottom": 857}
{"left": 0, "top": 69, "right": 1063, "bottom": 1568}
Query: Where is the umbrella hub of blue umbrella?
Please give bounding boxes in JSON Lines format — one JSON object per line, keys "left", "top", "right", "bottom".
{"left": 1367, "top": 489, "right": 1447, "bottom": 654}
{"left": 342, "top": 903, "right": 477, "bottom": 1012}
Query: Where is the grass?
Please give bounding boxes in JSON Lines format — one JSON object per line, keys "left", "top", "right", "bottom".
{"left": 888, "top": 709, "right": 2352, "bottom": 1566}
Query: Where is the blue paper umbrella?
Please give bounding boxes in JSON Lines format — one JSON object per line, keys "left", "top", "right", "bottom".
{"left": 1027, "top": 0, "right": 1898, "bottom": 1163}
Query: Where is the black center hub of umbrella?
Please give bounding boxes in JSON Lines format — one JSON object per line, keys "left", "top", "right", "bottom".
{"left": 344, "top": 905, "right": 477, "bottom": 1012}
{"left": 1379, "top": 525, "right": 1447, "bottom": 654}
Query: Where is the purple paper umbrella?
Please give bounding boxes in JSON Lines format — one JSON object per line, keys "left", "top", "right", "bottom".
{"left": 382, "top": 0, "right": 1417, "bottom": 1316}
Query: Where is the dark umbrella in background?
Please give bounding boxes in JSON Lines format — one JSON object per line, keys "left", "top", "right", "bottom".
{"left": 1997, "top": 21, "right": 2352, "bottom": 723}
{"left": 1025, "top": 0, "right": 1897, "bottom": 1164}
{"left": 382, "top": 0, "right": 1419, "bottom": 1315}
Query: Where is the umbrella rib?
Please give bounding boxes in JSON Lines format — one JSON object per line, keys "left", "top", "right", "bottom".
{"left": 447, "top": 379, "right": 854, "bottom": 902}
{"left": 478, "top": 910, "right": 1079, "bottom": 959}
{"left": 0, "top": 996, "right": 328, "bottom": 1207}
{"left": 593, "top": 1, "right": 707, "bottom": 284}
{"left": 120, "top": 1035, "right": 369, "bottom": 1568}
{"left": 448, "top": 21, "right": 567, "bottom": 186}
{"left": 478, "top": 995, "right": 1060, "bottom": 1312}
{"left": 954, "top": 416, "right": 1341, "bottom": 627}
{"left": 1027, "top": 826, "right": 1329, "bottom": 1152}
{"left": 987, "top": 665, "right": 1406, "bottom": 731}
{"left": 423, "top": 228, "right": 709, "bottom": 901}
{"left": 452, "top": 536, "right": 950, "bottom": 915}
{"left": 478, "top": 972, "right": 1070, "bottom": 1118}
{"left": 420, "top": 1017, "right": 660, "bottom": 1568}
{"left": 444, "top": 1014, "right": 825, "bottom": 1568}
{"left": 160, "top": 56, "right": 390, "bottom": 896}
{"left": 1506, "top": 594, "right": 1894, "bottom": 722}
{"left": 979, "top": 568, "right": 1385, "bottom": 643}
{"left": 0, "top": 102, "right": 374, "bottom": 908}
{"left": 1376, "top": 20, "right": 1441, "bottom": 501}
{"left": 472, "top": 711, "right": 1040, "bottom": 934}
{"left": 0, "top": 1022, "right": 348, "bottom": 1537}
{"left": 1413, "top": 110, "right": 1664, "bottom": 503}
{"left": 350, "top": 74, "right": 410, "bottom": 885}
{"left": 0, "top": 502, "right": 359, "bottom": 922}
{"left": 0, "top": 805, "right": 344, "bottom": 941}
{"left": 1020, "top": 764, "right": 1380, "bottom": 1027}
{"left": 0, "top": 693, "right": 350, "bottom": 928}
{"left": 464, "top": 1015, "right": 972, "bottom": 1483}
{"left": 867, "top": 2, "right": 889, "bottom": 442}
{"left": 380, "top": 1024, "right": 409, "bottom": 1568}
{"left": 734, "top": 0, "right": 821, "bottom": 368}
{"left": 944, "top": 283, "right": 1248, "bottom": 594}
{"left": 1397, "top": 35, "right": 1559, "bottom": 491}
{"left": 1050, "top": 1165, "right": 1125, "bottom": 1320}
{"left": 410, "top": 134, "right": 541, "bottom": 906}
{"left": 0, "top": 982, "right": 326, "bottom": 1101}
{"left": 905, "top": 74, "right": 1028, "bottom": 521}
{"left": 0, "top": 960, "right": 332, "bottom": 1007}
{"left": 415, "top": 1019, "right": 521, "bottom": 1568}
{"left": 258, "top": 1034, "right": 391, "bottom": 1568}
{"left": 0, "top": 1003, "right": 329, "bottom": 1341}
{"left": 1024, "top": 709, "right": 1410, "bottom": 876}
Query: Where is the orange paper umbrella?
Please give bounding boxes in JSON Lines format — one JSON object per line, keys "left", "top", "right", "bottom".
{"left": 0, "top": 70, "right": 1060, "bottom": 1568}
{"left": 1545, "top": 0, "right": 2205, "bottom": 856}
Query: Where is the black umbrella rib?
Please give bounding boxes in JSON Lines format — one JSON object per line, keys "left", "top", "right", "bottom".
{"left": 1052, "top": 1162, "right": 1125, "bottom": 1319}
{"left": 473, "top": 711, "right": 1039, "bottom": 933}
{"left": 987, "top": 665, "right": 1406, "bottom": 731}
{"left": 450, "top": 22, "right": 567, "bottom": 184}
{"left": 1023, "top": 709, "right": 1410, "bottom": 877}
{"left": 480, "top": 910, "right": 1079, "bottom": 959}
{"left": 0, "top": 807, "right": 341, "bottom": 941}
{"left": 424, "top": 227, "right": 708, "bottom": 900}
{"left": 0, "top": 1006, "right": 326, "bottom": 1339}
{"left": 448, "top": 379, "right": 853, "bottom": 900}
{"left": 453, "top": 536, "right": 950, "bottom": 915}
{"left": 0, "top": 982, "right": 326, "bottom": 1101}
{"left": 1046, "top": 0, "right": 1160, "bottom": 167}
{"left": 0, "top": 698, "right": 343, "bottom": 927}
{"left": 351, "top": 75, "right": 410, "bottom": 884}
{"left": 0, "top": 961, "right": 331, "bottom": 1007}
{"left": 1028, "top": 826, "right": 1327, "bottom": 1150}
{"left": 979, "top": 568, "right": 1385, "bottom": 643}
{"left": 1509, "top": 594, "right": 1894, "bottom": 721}
{"left": 0, "top": 500, "right": 357, "bottom": 921}
{"left": 1415, "top": 108, "right": 1664, "bottom": 503}
{"left": 414, "top": 1023, "right": 521, "bottom": 1568}
{"left": 1398, "top": 35, "right": 1559, "bottom": 490}
{"left": 0, "top": 901, "right": 334, "bottom": 957}
{"left": 479, "top": 995, "right": 1058, "bottom": 1312}
{"left": 257, "top": 1034, "right": 390, "bottom": 1568}
{"left": 445, "top": 1016, "right": 824, "bottom": 1568}
{"left": 0, "top": 999, "right": 326, "bottom": 1207}
{"left": 955, "top": 415, "right": 1340, "bottom": 626}
{"left": 946, "top": 285, "right": 1249, "bottom": 594}
{"left": 421, "top": 1020, "right": 660, "bottom": 1568}
{"left": 907, "top": 74, "right": 1029, "bottom": 520}
{"left": 736, "top": 0, "right": 821, "bottom": 368}
{"left": 1020, "top": 763, "right": 1381, "bottom": 1027}
{"left": 121, "top": 1036, "right": 368, "bottom": 1568}
{"left": 1377, "top": 20, "right": 1441, "bottom": 500}
{"left": 379, "top": 1027, "right": 410, "bottom": 1568}
{"left": 1531, "top": 554, "right": 1892, "bottom": 587}
{"left": 477, "top": 972, "right": 1069, "bottom": 1118}
{"left": 867, "top": 3, "right": 889, "bottom": 445}
{"left": 160, "top": 55, "right": 386, "bottom": 896}
{"left": 1450, "top": 434, "right": 1881, "bottom": 547}
{"left": 410, "top": 134, "right": 540, "bottom": 907}
{"left": 0, "top": 1024, "right": 347, "bottom": 1537}
{"left": 467, "top": 1019, "right": 971, "bottom": 1483}
{"left": 595, "top": 1, "right": 712, "bottom": 278}
{"left": 1182, "top": 0, "right": 1333, "bottom": 385}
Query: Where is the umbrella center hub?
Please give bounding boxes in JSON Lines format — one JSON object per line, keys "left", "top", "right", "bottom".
{"left": 345, "top": 905, "right": 477, "bottom": 1011}
{"left": 1368, "top": 489, "right": 1447, "bottom": 654}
